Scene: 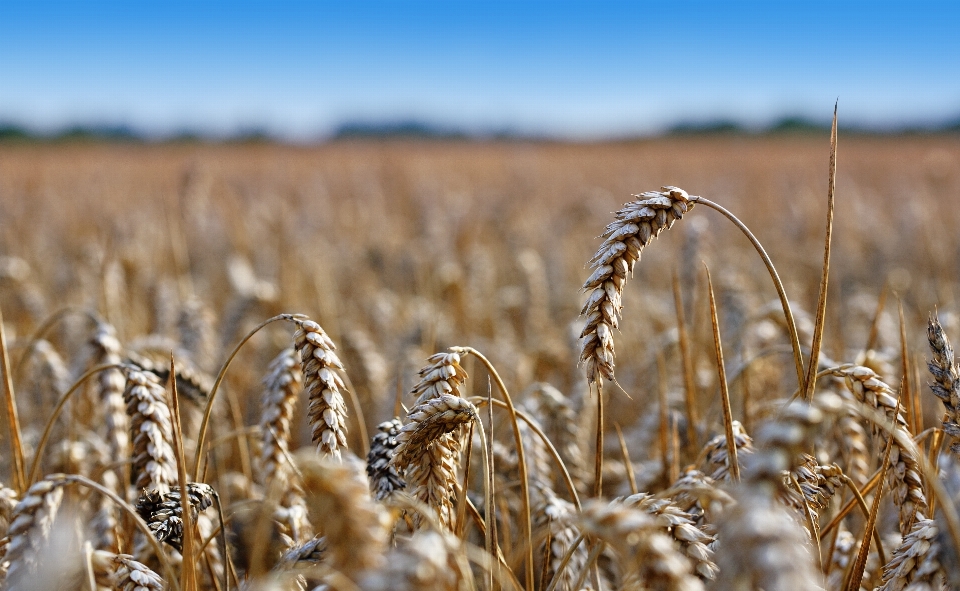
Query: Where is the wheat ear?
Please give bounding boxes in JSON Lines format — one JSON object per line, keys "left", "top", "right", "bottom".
{"left": 135, "top": 483, "right": 216, "bottom": 552}
{"left": 258, "top": 347, "right": 303, "bottom": 489}
{"left": 828, "top": 364, "right": 928, "bottom": 531}
{"left": 579, "top": 186, "right": 694, "bottom": 384}
{"left": 121, "top": 364, "right": 177, "bottom": 493}
{"left": 365, "top": 418, "right": 406, "bottom": 501}
{"left": 578, "top": 500, "right": 705, "bottom": 591}
{"left": 90, "top": 322, "right": 130, "bottom": 469}
{"left": 927, "top": 315, "right": 960, "bottom": 459}
{"left": 3, "top": 476, "right": 66, "bottom": 585}
{"left": 297, "top": 451, "right": 389, "bottom": 580}
{"left": 91, "top": 549, "right": 165, "bottom": 591}
{"left": 291, "top": 318, "right": 350, "bottom": 459}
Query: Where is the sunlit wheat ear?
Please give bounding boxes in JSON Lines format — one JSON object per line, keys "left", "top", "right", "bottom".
{"left": 533, "top": 488, "right": 586, "bottom": 591}
{"left": 828, "top": 364, "right": 929, "bottom": 531}
{"left": 780, "top": 454, "right": 842, "bottom": 527}
{"left": 411, "top": 350, "right": 468, "bottom": 405}
{"left": 579, "top": 186, "right": 694, "bottom": 384}
{"left": 136, "top": 482, "right": 216, "bottom": 552}
{"left": 366, "top": 418, "right": 406, "bottom": 501}
{"left": 3, "top": 476, "right": 66, "bottom": 585}
{"left": 391, "top": 397, "right": 475, "bottom": 530}
{"left": 578, "top": 500, "right": 705, "bottom": 591}
{"left": 392, "top": 394, "right": 477, "bottom": 467}
{"left": 258, "top": 347, "right": 303, "bottom": 489}
{"left": 90, "top": 321, "right": 130, "bottom": 464}
{"left": 120, "top": 364, "right": 176, "bottom": 493}
{"left": 291, "top": 318, "right": 349, "bottom": 459}
{"left": 91, "top": 549, "right": 164, "bottom": 591}
{"left": 927, "top": 315, "right": 960, "bottom": 459}
{"left": 622, "top": 493, "right": 718, "bottom": 581}
{"left": 297, "top": 451, "right": 390, "bottom": 580}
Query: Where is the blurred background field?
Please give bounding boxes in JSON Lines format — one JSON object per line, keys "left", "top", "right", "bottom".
{"left": 2, "top": 133, "right": 959, "bottom": 444}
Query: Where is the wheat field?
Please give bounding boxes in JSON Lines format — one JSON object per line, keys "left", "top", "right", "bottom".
{"left": 0, "top": 133, "right": 959, "bottom": 590}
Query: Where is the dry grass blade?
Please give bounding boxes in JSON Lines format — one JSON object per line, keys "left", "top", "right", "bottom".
{"left": 0, "top": 304, "right": 26, "bottom": 494}
{"left": 706, "top": 264, "right": 740, "bottom": 482}
{"left": 801, "top": 104, "right": 837, "bottom": 403}
{"left": 168, "top": 354, "right": 198, "bottom": 591}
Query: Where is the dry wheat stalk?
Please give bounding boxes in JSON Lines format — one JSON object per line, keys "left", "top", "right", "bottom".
{"left": 926, "top": 316, "right": 960, "bottom": 458}
{"left": 621, "top": 493, "right": 718, "bottom": 581}
{"left": 578, "top": 500, "right": 705, "bottom": 591}
{"left": 828, "top": 364, "right": 929, "bottom": 530}
{"left": 258, "top": 347, "right": 303, "bottom": 489}
{"left": 135, "top": 482, "right": 216, "bottom": 552}
{"left": 365, "top": 418, "right": 406, "bottom": 501}
{"left": 2, "top": 476, "right": 66, "bottom": 585}
{"left": 121, "top": 364, "right": 177, "bottom": 492}
{"left": 579, "top": 186, "right": 694, "bottom": 384}
{"left": 291, "top": 318, "right": 350, "bottom": 459}
{"left": 297, "top": 452, "right": 388, "bottom": 580}
{"left": 91, "top": 549, "right": 164, "bottom": 591}
{"left": 533, "top": 488, "right": 586, "bottom": 591}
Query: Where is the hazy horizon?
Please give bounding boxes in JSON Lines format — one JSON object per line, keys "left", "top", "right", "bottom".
{"left": 3, "top": 1, "right": 958, "bottom": 140}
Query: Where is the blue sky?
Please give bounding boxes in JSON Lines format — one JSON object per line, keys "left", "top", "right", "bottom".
{"left": 1, "top": 1, "right": 958, "bottom": 139}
